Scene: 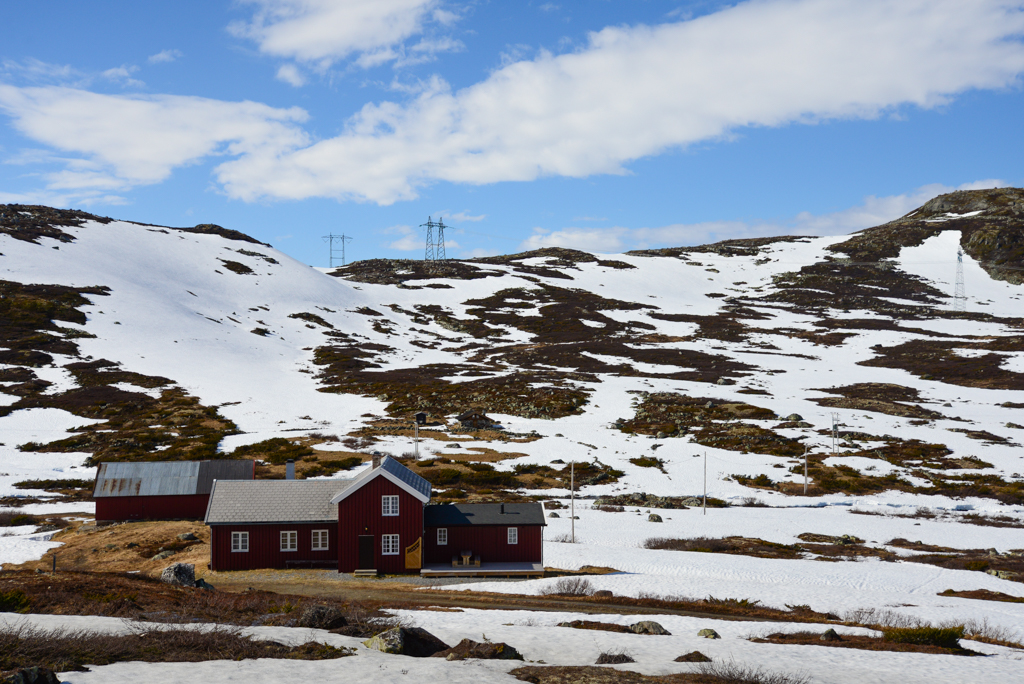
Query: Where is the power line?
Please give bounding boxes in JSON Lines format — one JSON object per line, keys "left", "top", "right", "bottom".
{"left": 322, "top": 234, "right": 353, "bottom": 268}
{"left": 420, "top": 216, "right": 448, "bottom": 269}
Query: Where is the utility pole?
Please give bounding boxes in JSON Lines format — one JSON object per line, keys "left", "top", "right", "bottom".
{"left": 570, "top": 462, "right": 575, "bottom": 543}
{"left": 831, "top": 413, "right": 839, "bottom": 455}
{"left": 413, "top": 421, "right": 419, "bottom": 458}
{"left": 322, "top": 233, "right": 353, "bottom": 268}
{"left": 953, "top": 247, "right": 966, "bottom": 312}
{"left": 803, "top": 444, "right": 809, "bottom": 495}
{"left": 703, "top": 451, "right": 707, "bottom": 516}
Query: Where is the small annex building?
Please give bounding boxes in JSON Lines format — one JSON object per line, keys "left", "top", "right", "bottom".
{"left": 205, "top": 479, "right": 344, "bottom": 571}
{"left": 203, "top": 455, "right": 545, "bottom": 576}
{"left": 94, "top": 460, "right": 255, "bottom": 523}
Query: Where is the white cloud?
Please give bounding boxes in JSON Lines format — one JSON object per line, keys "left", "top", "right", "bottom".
{"left": 0, "top": 85, "right": 309, "bottom": 200}
{"left": 443, "top": 210, "right": 485, "bottom": 222}
{"left": 101, "top": 65, "right": 144, "bottom": 88}
{"left": 230, "top": 0, "right": 446, "bottom": 67}
{"left": 148, "top": 49, "right": 183, "bottom": 64}
{"left": 214, "top": 0, "right": 1024, "bottom": 204}
{"left": 2, "top": 1, "right": 1023, "bottom": 206}
{"left": 518, "top": 180, "right": 1012, "bottom": 253}
{"left": 276, "top": 63, "right": 307, "bottom": 86}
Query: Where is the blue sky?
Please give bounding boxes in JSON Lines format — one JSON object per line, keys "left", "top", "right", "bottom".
{"left": 1, "top": 0, "right": 1023, "bottom": 266}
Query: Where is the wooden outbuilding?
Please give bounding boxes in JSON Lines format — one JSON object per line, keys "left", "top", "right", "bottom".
{"left": 94, "top": 460, "right": 254, "bottom": 523}
{"left": 456, "top": 410, "right": 495, "bottom": 429}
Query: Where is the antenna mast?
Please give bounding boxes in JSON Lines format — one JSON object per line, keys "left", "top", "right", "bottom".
{"left": 322, "top": 233, "right": 353, "bottom": 268}
{"left": 953, "top": 247, "right": 966, "bottom": 312}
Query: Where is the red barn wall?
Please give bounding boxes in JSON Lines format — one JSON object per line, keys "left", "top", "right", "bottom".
{"left": 423, "top": 524, "right": 542, "bottom": 564}
{"left": 337, "top": 476, "right": 424, "bottom": 574}
{"left": 209, "top": 523, "right": 337, "bottom": 571}
{"left": 95, "top": 494, "right": 210, "bottom": 522}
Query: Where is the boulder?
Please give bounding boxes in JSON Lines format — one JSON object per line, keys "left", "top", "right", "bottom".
{"left": 0, "top": 667, "right": 61, "bottom": 684}
{"left": 786, "top": 413, "right": 803, "bottom": 421}
{"left": 648, "top": 513, "right": 663, "bottom": 523}
{"left": 820, "top": 628, "right": 842, "bottom": 642}
{"left": 674, "top": 651, "right": 712, "bottom": 663}
{"left": 697, "top": 628, "right": 721, "bottom": 639}
{"left": 548, "top": 512, "right": 560, "bottom": 518}
{"left": 401, "top": 627, "right": 450, "bottom": 658}
{"left": 433, "top": 638, "right": 524, "bottom": 661}
{"left": 152, "top": 550, "right": 176, "bottom": 561}
{"left": 177, "top": 532, "right": 199, "bottom": 541}
{"left": 629, "top": 621, "right": 670, "bottom": 635}
{"left": 160, "top": 563, "right": 195, "bottom": 587}
{"left": 362, "top": 627, "right": 449, "bottom": 657}
{"left": 194, "top": 578, "right": 215, "bottom": 591}
{"left": 592, "top": 590, "right": 614, "bottom": 598}
{"left": 364, "top": 627, "right": 404, "bottom": 654}
{"left": 299, "top": 604, "right": 347, "bottom": 630}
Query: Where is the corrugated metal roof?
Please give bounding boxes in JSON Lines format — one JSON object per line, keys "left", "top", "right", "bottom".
{"left": 330, "top": 456, "right": 432, "bottom": 505}
{"left": 205, "top": 479, "right": 347, "bottom": 524}
{"left": 424, "top": 503, "right": 546, "bottom": 527}
{"left": 94, "top": 460, "right": 254, "bottom": 498}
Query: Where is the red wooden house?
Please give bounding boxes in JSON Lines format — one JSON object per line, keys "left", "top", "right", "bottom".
{"left": 204, "top": 479, "right": 345, "bottom": 571}
{"left": 203, "top": 456, "right": 545, "bottom": 576}
{"left": 94, "top": 460, "right": 254, "bottom": 523}
{"left": 330, "top": 455, "right": 432, "bottom": 574}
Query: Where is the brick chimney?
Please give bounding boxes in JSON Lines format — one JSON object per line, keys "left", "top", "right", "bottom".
{"left": 372, "top": 452, "right": 381, "bottom": 469}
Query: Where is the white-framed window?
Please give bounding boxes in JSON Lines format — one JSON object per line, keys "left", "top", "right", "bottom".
{"left": 280, "top": 530, "right": 297, "bottom": 552}
{"left": 437, "top": 528, "right": 448, "bottom": 546}
{"left": 231, "top": 531, "right": 248, "bottom": 553}
{"left": 382, "top": 494, "right": 399, "bottom": 516}
{"left": 507, "top": 527, "right": 518, "bottom": 545}
{"left": 382, "top": 534, "right": 400, "bottom": 555}
{"left": 311, "top": 529, "right": 329, "bottom": 551}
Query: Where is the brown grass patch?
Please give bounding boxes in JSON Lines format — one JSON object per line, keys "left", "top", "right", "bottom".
{"left": 0, "top": 623, "right": 352, "bottom": 672}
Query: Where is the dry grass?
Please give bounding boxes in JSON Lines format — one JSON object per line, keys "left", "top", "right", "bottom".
{"left": 0, "top": 623, "right": 352, "bottom": 672}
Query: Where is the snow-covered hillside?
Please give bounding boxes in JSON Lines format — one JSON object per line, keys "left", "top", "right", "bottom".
{"left": 2, "top": 191, "right": 1024, "bottom": 683}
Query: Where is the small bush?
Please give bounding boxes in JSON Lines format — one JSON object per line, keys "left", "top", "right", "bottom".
{"left": 882, "top": 625, "right": 965, "bottom": 650}
{"left": 696, "top": 660, "right": 809, "bottom": 684}
{"left": 595, "top": 649, "right": 634, "bottom": 664}
{"left": 0, "top": 590, "right": 31, "bottom": 613}
{"left": 542, "top": 577, "right": 594, "bottom": 597}
{"left": 0, "top": 512, "right": 39, "bottom": 527}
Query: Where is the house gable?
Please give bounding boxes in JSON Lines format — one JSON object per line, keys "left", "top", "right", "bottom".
{"left": 329, "top": 457, "right": 431, "bottom": 505}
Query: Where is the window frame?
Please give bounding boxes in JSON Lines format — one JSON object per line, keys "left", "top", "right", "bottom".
{"left": 382, "top": 533, "right": 400, "bottom": 555}
{"left": 311, "top": 529, "right": 329, "bottom": 551}
{"left": 382, "top": 494, "right": 399, "bottom": 516}
{"left": 507, "top": 527, "right": 518, "bottom": 545}
{"left": 280, "top": 530, "right": 298, "bottom": 552}
{"left": 231, "top": 531, "right": 248, "bottom": 553}
{"left": 437, "top": 528, "right": 448, "bottom": 546}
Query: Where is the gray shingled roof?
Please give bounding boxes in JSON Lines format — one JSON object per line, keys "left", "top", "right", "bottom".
{"left": 205, "top": 479, "right": 349, "bottom": 524}
{"left": 94, "top": 460, "right": 254, "bottom": 498}
{"left": 424, "top": 503, "right": 546, "bottom": 527}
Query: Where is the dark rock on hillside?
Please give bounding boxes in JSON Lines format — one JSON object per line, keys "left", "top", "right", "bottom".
{"left": 433, "top": 638, "right": 523, "bottom": 661}
{"left": 0, "top": 204, "right": 112, "bottom": 244}
{"left": 177, "top": 223, "right": 268, "bottom": 246}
